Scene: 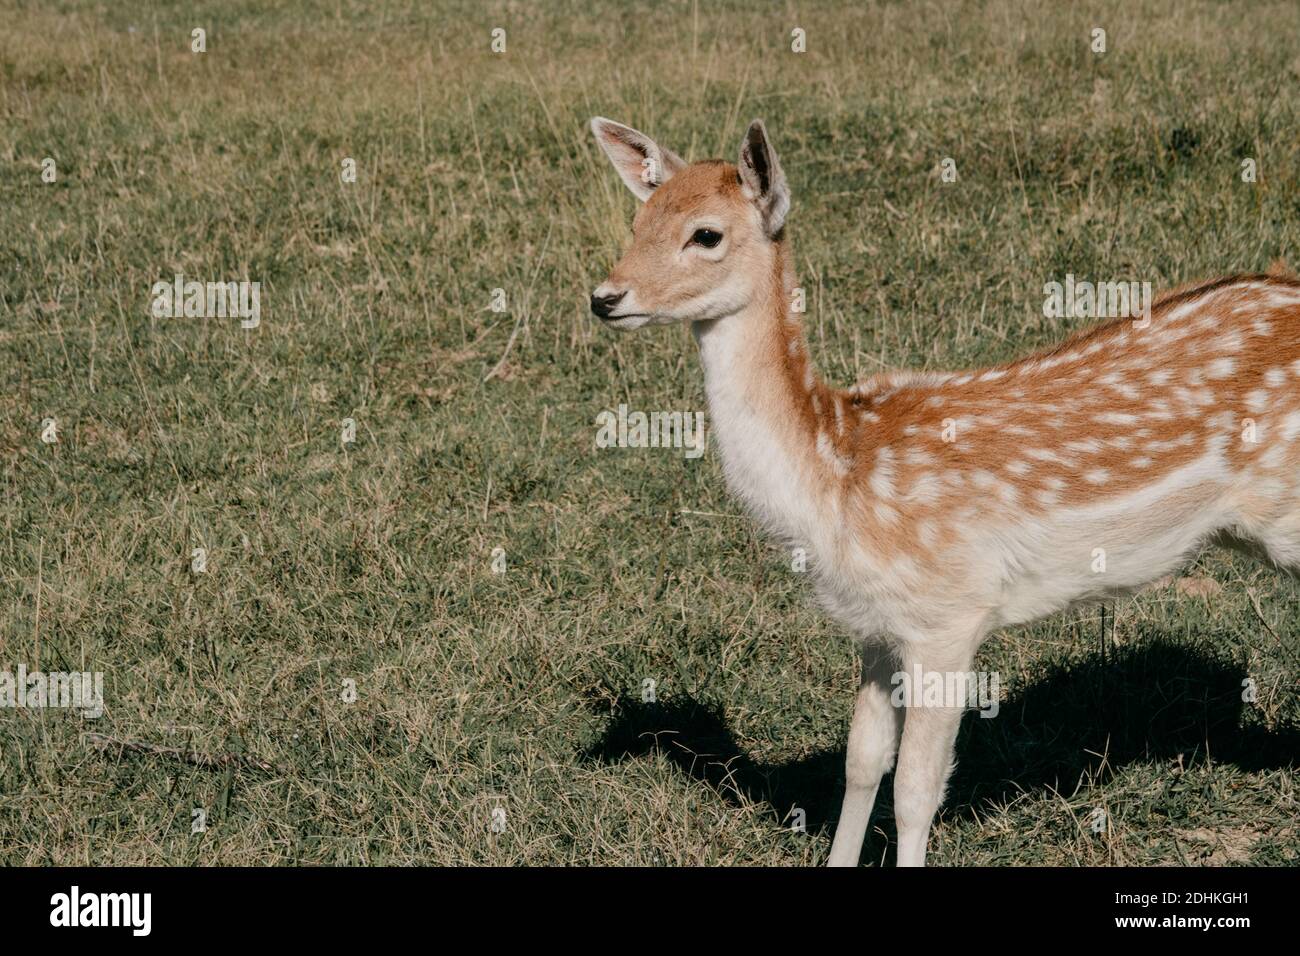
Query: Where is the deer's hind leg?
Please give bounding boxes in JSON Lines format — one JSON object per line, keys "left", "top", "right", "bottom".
{"left": 1216, "top": 507, "right": 1300, "bottom": 576}
{"left": 1254, "top": 508, "right": 1300, "bottom": 573}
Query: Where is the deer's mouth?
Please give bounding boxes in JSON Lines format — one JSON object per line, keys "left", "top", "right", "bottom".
{"left": 600, "top": 312, "right": 650, "bottom": 328}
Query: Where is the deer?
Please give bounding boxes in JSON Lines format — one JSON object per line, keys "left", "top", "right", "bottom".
{"left": 587, "top": 115, "right": 1300, "bottom": 866}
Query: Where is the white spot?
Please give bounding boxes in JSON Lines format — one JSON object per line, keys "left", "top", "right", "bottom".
{"left": 1206, "top": 357, "right": 1236, "bottom": 379}
{"left": 1207, "top": 409, "right": 1237, "bottom": 431}
{"left": 1281, "top": 411, "right": 1300, "bottom": 442}
{"left": 1097, "top": 411, "right": 1138, "bottom": 426}
{"left": 816, "top": 432, "right": 851, "bottom": 477}
{"left": 873, "top": 501, "right": 899, "bottom": 524}
{"left": 869, "top": 446, "right": 895, "bottom": 498}
{"left": 1245, "top": 389, "right": 1270, "bottom": 413}
{"left": 1159, "top": 299, "right": 1202, "bottom": 326}
{"left": 1173, "top": 386, "right": 1215, "bottom": 408}
{"left": 906, "top": 472, "right": 942, "bottom": 504}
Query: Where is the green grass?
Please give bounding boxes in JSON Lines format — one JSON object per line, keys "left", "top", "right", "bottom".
{"left": 0, "top": 0, "right": 1297, "bottom": 865}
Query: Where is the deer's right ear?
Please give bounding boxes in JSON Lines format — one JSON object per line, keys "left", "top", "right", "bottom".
{"left": 590, "top": 117, "right": 685, "bottom": 202}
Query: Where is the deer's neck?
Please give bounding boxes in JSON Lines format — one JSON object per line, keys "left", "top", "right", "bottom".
{"left": 692, "top": 239, "right": 845, "bottom": 546}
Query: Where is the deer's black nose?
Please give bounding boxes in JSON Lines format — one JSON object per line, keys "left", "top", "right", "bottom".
{"left": 590, "top": 290, "right": 626, "bottom": 319}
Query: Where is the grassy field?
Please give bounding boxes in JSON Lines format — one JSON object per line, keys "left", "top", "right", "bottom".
{"left": 1, "top": 0, "right": 1297, "bottom": 866}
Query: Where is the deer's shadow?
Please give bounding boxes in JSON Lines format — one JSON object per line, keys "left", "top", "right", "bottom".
{"left": 581, "top": 639, "right": 1298, "bottom": 863}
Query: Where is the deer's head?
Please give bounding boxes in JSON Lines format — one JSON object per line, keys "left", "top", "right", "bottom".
{"left": 589, "top": 118, "right": 790, "bottom": 330}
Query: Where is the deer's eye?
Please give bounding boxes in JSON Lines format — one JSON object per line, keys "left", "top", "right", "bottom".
{"left": 690, "top": 228, "right": 723, "bottom": 248}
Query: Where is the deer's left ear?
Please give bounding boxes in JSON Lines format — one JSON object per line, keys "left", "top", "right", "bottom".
{"left": 590, "top": 117, "right": 686, "bottom": 202}
{"left": 738, "top": 119, "right": 790, "bottom": 237}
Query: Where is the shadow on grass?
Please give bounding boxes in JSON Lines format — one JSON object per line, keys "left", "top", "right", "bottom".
{"left": 582, "top": 639, "right": 1299, "bottom": 863}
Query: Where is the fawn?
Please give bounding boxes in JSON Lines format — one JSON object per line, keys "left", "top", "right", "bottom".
{"left": 588, "top": 116, "right": 1300, "bottom": 866}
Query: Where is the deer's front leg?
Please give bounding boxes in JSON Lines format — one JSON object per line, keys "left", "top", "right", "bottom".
{"left": 892, "top": 645, "right": 975, "bottom": 867}
{"left": 827, "top": 645, "right": 903, "bottom": 867}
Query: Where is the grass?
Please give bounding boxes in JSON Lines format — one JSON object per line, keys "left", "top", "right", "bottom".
{"left": 0, "top": 0, "right": 1297, "bottom": 865}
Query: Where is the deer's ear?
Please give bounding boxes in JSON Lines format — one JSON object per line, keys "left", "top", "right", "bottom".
{"left": 738, "top": 119, "right": 790, "bottom": 237}
{"left": 590, "top": 117, "right": 686, "bottom": 202}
